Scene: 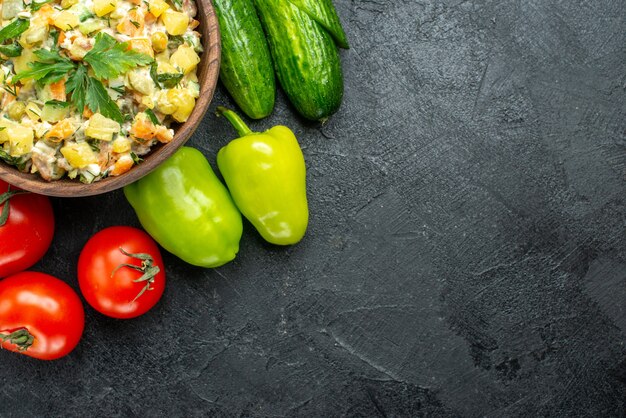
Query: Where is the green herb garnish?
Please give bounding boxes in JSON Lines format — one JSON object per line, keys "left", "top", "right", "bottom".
{"left": 157, "top": 73, "right": 183, "bottom": 89}
{"left": 11, "top": 48, "right": 75, "bottom": 84}
{"left": 14, "top": 33, "right": 153, "bottom": 124}
{"left": 30, "top": 0, "right": 55, "bottom": 11}
{"left": 66, "top": 65, "right": 124, "bottom": 123}
{"left": 130, "top": 152, "right": 143, "bottom": 164}
{"left": 45, "top": 99, "right": 70, "bottom": 108}
{"left": 0, "top": 42, "right": 22, "bottom": 57}
{"left": 145, "top": 108, "right": 160, "bottom": 125}
{"left": 0, "top": 18, "right": 30, "bottom": 43}
{"left": 83, "top": 33, "right": 153, "bottom": 80}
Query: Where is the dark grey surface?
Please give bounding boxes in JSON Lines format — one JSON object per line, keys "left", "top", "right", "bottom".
{"left": 2, "top": 0, "right": 625, "bottom": 416}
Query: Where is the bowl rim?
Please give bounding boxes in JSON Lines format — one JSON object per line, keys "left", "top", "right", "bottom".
{"left": 0, "top": 0, "right": 221, "bottom": 198}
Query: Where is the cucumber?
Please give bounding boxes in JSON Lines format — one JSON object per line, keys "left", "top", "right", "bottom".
{"left": 254, "top": 0, "right": 343, "bottom": 121}
{"left": 214, "top": 0, "right": 275, "bottom": 119}
{"left": 41, "top": 100, "right": 70, "bottom": 123}
{"left": 286, "top": 0, "right": 349, "bottom": 49}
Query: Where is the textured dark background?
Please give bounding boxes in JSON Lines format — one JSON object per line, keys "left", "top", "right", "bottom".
{"left": 2, "top": 0, "right": 626, "bottom": 416}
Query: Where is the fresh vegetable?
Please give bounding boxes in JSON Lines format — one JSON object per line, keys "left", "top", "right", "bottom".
{"left": 217, "top": 107, "right": 308, "bottom": 245}
{"left": 78, "top": 226, "right": 165, "bottom": 319}
{"left": 0, "top": 180, "right": 54, "bottom": 278}
{"left": 214, "top": 0, "right": 275, "bottom": 119}
{"left": 254, "top": 0, "right": 344, "bottom": 121}
{"left": 0, "top": 272, "right": 84, "bottom": 360}
{"left": 287, "top": 0, "right": 349, "bottom": 49}
{"left": 124, "top": 147, "right": 243, "bottom": 268}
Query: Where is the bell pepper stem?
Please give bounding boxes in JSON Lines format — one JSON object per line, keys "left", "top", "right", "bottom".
{"left": 216, "top": 106, "right": 253, "bottom": 137}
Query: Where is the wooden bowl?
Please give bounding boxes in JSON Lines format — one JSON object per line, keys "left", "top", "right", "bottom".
{"left": 0, "top": 0, "right": 221, "bottom": 197}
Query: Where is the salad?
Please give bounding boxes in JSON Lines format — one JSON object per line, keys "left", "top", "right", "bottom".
{"left": 0, "top": 0, "right": 202, "bottom": 183}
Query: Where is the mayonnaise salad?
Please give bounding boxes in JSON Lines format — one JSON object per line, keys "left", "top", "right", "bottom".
{"left": 0, "top": 0, "right": 202, "bottom": 182}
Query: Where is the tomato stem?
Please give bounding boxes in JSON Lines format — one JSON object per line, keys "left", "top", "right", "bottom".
{"left": 111, "top": 247, "right": 161, "bottom": 303}
{"left": 0, "top": 328, "right": 34, "bottom": 352}
{"left": 0, "top": 186, "right": 29, "bottom": 227}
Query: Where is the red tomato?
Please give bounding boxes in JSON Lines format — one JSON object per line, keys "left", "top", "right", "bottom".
{"left": 0, "top": 272, "right": 85, "bottom": 360}
{"left": 0, "top": 180, "right": 55, "bottom": 278}
{"left": 78, "top": 226, "right": 166, "bottom": 319}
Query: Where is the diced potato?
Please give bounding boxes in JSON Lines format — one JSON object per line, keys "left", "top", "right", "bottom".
{"left": 169, "top": 44, "right": 200, "bottom": 74}
{"left": 141, "top": 95, "right": 154, "bottom": 109}
{"left": 13, "top": 48, "right": 35, "bottom": 74}
{"left": 93, "top": 0, "right": 117, "bottom": 17}
{"left": 8, "top": 125, "right": 34, "bottom": 156}
{"left": 8, "top": 102, "right": 25, "bottom": 120}
{"left": 149, "top": 0, "right": 169, "bottom": 18}
{"left": 161, "top": 9, "right": 188, "bottom": 36}
{"left": 155, "top": 51, "right": 170, "bottom": 63}
{"left": 128, "top": 70, "right": 156, "bottom": 95}
{"left": 85, "top": 113, "right": 121, "bottom": 141}
{"left": 53, "top": 11, "right": 80, "bottom": 31}
{"left": 61, "top": 142, "right": 97, "bottom": 168}
{"left": 112, "top": 136, "right": 131, "bottom": 153}
{"left": 167, "top": 88, "right": 195, "bottom": 122}
{"left": 25, "top": 102, "right": 42, "bottom": 121}
{"left": 155, "top": 90, "right": 176, "bottom": 115}
{"left": 61, "top": 0, "right": 79, "bottom": 8}
{"left": 157, "top": 60, "right": 177, "bottom": 74}
{"left": 0, "top": 119, "right": 15, "bottom": 143}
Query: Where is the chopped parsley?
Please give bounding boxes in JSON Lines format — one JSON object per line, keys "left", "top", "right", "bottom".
{"left": 0, "top": 18, "right": 30, "bottom": 43}
{"left": 0, "top": 42, "right": 22, "bottom": 57}
{"left": 11, "top": 49, "right": 75, "bottom": 84}
{"left": 13, "top": 33, "right": 153, "bottom": 124}
{"left": 83, "top": 33, "right": 153, "bottom": 80}
{"left": 145, "top": 109, "right": 160, "bottom": 125}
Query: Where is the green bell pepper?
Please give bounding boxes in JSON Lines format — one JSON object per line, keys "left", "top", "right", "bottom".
{"left": 124, "top": 147, "right": 243, "bottom": 268}
{"left": 216, "top": 107, "right": 308, "bottom": 245}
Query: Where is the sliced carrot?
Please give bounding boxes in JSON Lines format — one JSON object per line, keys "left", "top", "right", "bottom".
{"left": 130, "top": 114, "right": 157, "bottom": 140}
{"left": 155, "top": 126, "right": 173, "bottom": 143}
{"left": 127, "top": 38, "right": 154, "bottom": 58}
{"left": 37, "top": 4, "right": 55, "bottom": 24}
{"left": 49, "top": 79, "right": 66, "bottom": 101}
{"left": 82, "top": 106, "right": 94, "bottom": 119}
{"left": 144, "top": 12, "right": 156, "bottom": 25}
{"left": 116, "top": 9, "right": 145, "bottom": 37}
{"left": 57, "top": 31, "right": 66, "bottom": 46}
{"left": 45, "top": 119, "right": 76, "bottom": 141}
{"left": 110, "top": 155, "right": 134, "bottom": 176}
